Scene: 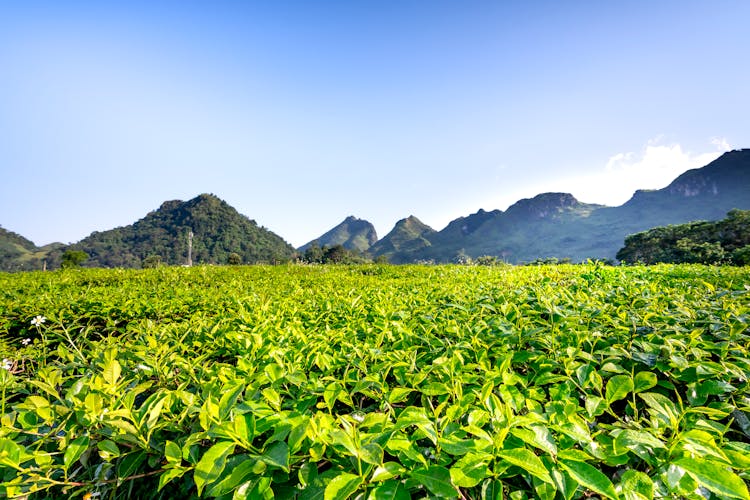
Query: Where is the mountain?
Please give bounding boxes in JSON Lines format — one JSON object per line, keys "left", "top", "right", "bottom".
{"left": 0, "top": 226, "right": 48, "bottom": 271}
{"left": 65, "top": 194, "right": 295, "bottom": 267}
{"left": 299, "top": 216, "right": 377, "bottom": 252}
{"left": 369, "top": 216, "right": 436, "bottom": 263}
{"left": 396, "top": 149, "right": 750, "bottom": 263}
{"left": 3, "top": 150, "right": 749, "bottom": 269}
{"left": 401, "top": 193, "right": 603, "bottom": 263}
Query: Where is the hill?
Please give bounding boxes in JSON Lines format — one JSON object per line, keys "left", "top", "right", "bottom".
{"left": 616, "top": 209, "right": 750, "bottom": 264}
{"left": 369, "top": 215, "right": 436, "bottom": 263}
{"left": 65, "top": 194, "right": 295, "bottom": 268}
{"left": 299, "top": 216, "right": 377, "bottom": 253}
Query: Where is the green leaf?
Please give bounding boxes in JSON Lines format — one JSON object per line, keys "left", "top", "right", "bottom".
{"left": 206, "top": 458, "right": 260, "bottom": 497}
{"left": 64, "top": 435, "right": 90, "bottom": 469}
{"left": 411, "top": 466, "right": 458, "bottom": 498}
{"left": 368, "top": 480, "right": 410, "bottom": 500}
{"left": 118, "top": 450, "right": 146, "bottom": 478}
{"left": 298, "top": 461, "right": 319, "bottom": 488}
{"left": 158, "top": 467, "right": 188, "bottom": 491}
{"left": 261, "top": 440, "right": 289, "bottom": 471}
{"left": 511, "top": 424, "right": 557, "bottom": 457}
{"left": 324, "top": 472, "right": 363, "bottom": 500}
{"left": 559, "top": 459, "right": 619, "bottom": 500}
{"left": 614, "top": 430, "right": 666, "bottom": 453}
{"left": 261, "top": 387, "right": 281, "bottom": 411}
{"left": 194, "top": 440, "right": 235, "bottom": 496}
{"left": 0, "top": 438, "right": 22, "bottom": 467}
{"left": 605, "top": 374, "right": 633, "bottom": 404}
{"left": 103, "top": 357, "right": 121, "bottom": 387}
{"left": 234, "top": 476, "right": 273, "bottom": 500}
{"left": 639, "top": 392, "right": 680, "bottom": 428}
{"left": 633, "top": 372, "right": 657, "bottom": 393}
{"left": 372, "top": 462, "right": 406, "bottom": 482}
{"left": 674, "top": 457, "right": 750, "bottom": 500}
{"left": 218, "top": 382, "right": 245, "bottom": 421}
{"left": 585, "top": 396, "right": 607, "bottom": 418}
{"left": 617, "top": 470, "right": 653, "bottom": 500}
{"left": 164, "top": 440, "right": 182, "bottom": 463}
{"left": 96, "top": 439, "right": 120, "bottom": 459}
{"left": 264, "top": 362, "right": 285, "bottom": 382}
{"left": 498, "top": 448, "right": 553, "bottom": 485}
{"left": 387, "top": 388, "right": 413, "bottom": 404}
{"left": 481, "top": 479, "right": 504, "bottom": 500}
{"left": 359, "top": 442, "right": 384, "bottom": 465}
{"left": 449, "top": 453, "right": 490, "bottom": 488}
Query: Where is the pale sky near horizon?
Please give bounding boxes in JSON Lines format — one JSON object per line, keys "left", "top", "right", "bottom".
{"left": 1, "top": 1, "right": 748, "bottom": 247}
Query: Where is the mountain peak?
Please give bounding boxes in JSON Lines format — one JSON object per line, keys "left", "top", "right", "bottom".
{"left": 505, "top": 192, "right": 582, "bottom": 219}
{"left": 72, "top": 194, "right": 294, "bottom": 267}
{"left": 299, "top": 216, "right": 377, "bottom": 252}
{"left": 369, "top": 216, "right": 435, "bottom": 263}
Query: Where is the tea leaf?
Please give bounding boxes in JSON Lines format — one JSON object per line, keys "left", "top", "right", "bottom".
{"left": 324, "top": 472, "right": 362, "bottom": 500}
{"left": 673, "top": 457, "right": 750, "bottom": 500}
{"left": 194, "top": 440, "right": 235, "bottom": 496}
{"left": 560, "top": 459, "right": 618, "bottom": 499}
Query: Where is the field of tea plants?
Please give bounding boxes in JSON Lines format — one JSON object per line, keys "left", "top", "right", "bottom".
{"left": 1, "top": 264, "right": 749, "bottom": 499}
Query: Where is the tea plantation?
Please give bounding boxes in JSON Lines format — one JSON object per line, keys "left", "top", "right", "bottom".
{"left": 1, "top": 264, "right": 749, "bottom": 499}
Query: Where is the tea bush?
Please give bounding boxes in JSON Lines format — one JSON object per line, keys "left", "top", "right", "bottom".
{"left": 1, "top": 264, "right": 749, "bottom": 499}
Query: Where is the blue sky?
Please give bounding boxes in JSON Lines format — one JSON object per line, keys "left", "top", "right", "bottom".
{"left": 1, "top": 1, "right": 748, "bottom": 247}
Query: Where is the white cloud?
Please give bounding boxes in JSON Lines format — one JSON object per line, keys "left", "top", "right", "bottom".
{"left": 551, "top": 138, "right": 732, "bottom": 206}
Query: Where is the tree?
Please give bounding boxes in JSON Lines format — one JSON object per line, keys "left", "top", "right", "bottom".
{"left": 304, "top": 244, "right": 324, "bottom": 264}
{"left": 142, "top": 255, "right": 162, "bottom": 268}
{"left": 323, "top": 245, "right": 348, "bottom": 264}
{"left": 228, "top": 252, "right": 242, "bottom": 265}
{"left": 61, "top": 250, "right": 89, "bottom": 269}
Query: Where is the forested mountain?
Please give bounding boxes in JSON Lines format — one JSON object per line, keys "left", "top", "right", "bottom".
{"left": 387, "top": 149, "right": 750, "bottom": 263}
{"left": 299, "top": 216, "right": 377, "bottom": 253}
{"left": 64, "top": 194, "right": 295, "bottom": 267}
{"left": 616, "top": 209, "right": 750, "bottom": 264}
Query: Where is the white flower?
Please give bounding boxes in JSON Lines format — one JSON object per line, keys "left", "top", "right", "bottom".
{"left": 1, "top": 359, "right": 12, "bottom": 371}
{"left": 30, "top": 315, "right": 46, "bottom": 327}
{"left": 21, "top": 338, "right": 31, "bottom": 346}
{"left": 351, "top": 413, "right": 365, "bottom": 423}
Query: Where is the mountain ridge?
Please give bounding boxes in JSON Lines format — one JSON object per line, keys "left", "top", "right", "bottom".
{"left": 2, "top": 149, "right": 749, "bottom": 269}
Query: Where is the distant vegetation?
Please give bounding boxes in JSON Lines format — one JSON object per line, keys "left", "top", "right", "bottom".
{"left": 617, "top": 209, "right": 750, "bottom": 265}
{"left": 302, "top": 243, "right": 372, "bottom": 264}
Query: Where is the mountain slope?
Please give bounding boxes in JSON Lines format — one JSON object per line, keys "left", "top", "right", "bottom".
{"left": 397, "top": 149, "right": 750, "bottom": 263}
{"left": 0, "top": 226, "right": 64, "bottom": 271}
{"left": 67, "top": 194, "right": 295, "bottom": 267}
{"left": 369, "top": 216, "right": 436, "bottom": 263}
{"left": 299, "top": 216, "right": 377, "bottom": 252}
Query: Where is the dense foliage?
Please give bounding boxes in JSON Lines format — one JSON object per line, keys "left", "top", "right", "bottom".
{"left": 1, "top": 264, "right": 749, "bottom": 499}
{"left": 302, "top": 244, "right": 372, "bottom": 264}
{"left": 64, "top": 194, "right": 296, "bottom": 268}
{"left": 617, "top": 209, "right": 750, "bottom": 265}
{"left": 0, "top": 195, "right": 296, "bottom": 271}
